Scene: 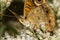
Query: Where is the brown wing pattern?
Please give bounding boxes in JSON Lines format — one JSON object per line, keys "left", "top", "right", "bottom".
{"left": 20, "top": 0, "right": 55, "bottom": 32}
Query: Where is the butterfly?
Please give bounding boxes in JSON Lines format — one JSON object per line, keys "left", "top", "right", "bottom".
{"left": 9, "top": 0, "right": 55, "bottom": 32}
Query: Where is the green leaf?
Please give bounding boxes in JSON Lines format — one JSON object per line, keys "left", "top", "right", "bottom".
{"left": 0, "top": 23, "right": 5, "bottom": 40}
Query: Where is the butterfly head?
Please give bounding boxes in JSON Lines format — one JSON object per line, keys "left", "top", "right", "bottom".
{"left": 34, "top": 0, "right": 47, "bottom": 6}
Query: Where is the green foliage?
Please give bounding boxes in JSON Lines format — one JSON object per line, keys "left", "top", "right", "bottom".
{"left": 6, "top": 24, "right": 20, "bottom": 36}
{"left": 48, "top": 0, "right": 53, "bottom": 3}
{"left": 0, "top": 23, "right": 5, "bottom": 40}
{"left": 0, "top": 0, "right": 24, "bottom": 39}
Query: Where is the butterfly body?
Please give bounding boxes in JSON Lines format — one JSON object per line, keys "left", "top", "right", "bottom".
{"left": 9, "top": 0, "right": 55, "bottom": 32}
